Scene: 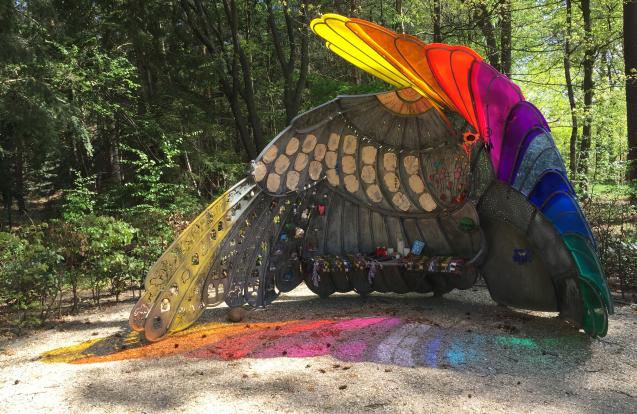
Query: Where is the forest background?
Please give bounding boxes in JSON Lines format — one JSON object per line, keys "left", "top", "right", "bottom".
{"left": 1, "top": 0, "right": 636, "bottom": 330}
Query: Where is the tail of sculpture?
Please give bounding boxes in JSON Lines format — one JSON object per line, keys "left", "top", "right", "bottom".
{"left": 129, "top": 179, "right": 261, "bottom": 341}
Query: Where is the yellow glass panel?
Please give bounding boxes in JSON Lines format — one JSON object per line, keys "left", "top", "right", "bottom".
{"left": 129, "top": 179, "right": 258, "bottom": 341}
{"left": 311, "top": 14, "right": 411, "bottom": 88}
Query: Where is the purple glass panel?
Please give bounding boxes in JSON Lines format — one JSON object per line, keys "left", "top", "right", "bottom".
{"left": 497, "top": 102, "right": 550, "bottom": 182}
{"left": 469, "top": 62, "right": 523, "bottom": 173}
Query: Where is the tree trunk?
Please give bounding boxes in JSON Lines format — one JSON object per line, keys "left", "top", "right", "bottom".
{"left": 475, "top": 4, "right": 500, "bottom": 71}
{"left": 433, "top": 0, "right": 442, "bottom": 42}
{"left": 0, "top": 155, "right": 11, "bottom": 229}
{"left": 110, "top": 120, "right": 122, "bottom": 185}
{"left": 265, "top": 0, "right": 310, "bottom": 123}
{"left": 625, "top": 0, "right": 637, "bottom": 181}
{"left": 395, "top": 0, "right": 404, "bottom": 33}
{"left": 564, "top": 0, "right": 579, "bottom": 177}
{"left": 14, "top": 138, "right": 26, "bottom": 214}
{"left": 499, "top": 0, "right": 512, "bottom": 77}
{"left": 180, "top": 0, "right": 262, "bottom": 159}
{"left": 578, "top": 0, "right": 595, "bottom": 182}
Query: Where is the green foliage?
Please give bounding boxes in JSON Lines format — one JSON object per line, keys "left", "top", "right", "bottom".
{"left": 585, "top": 196, "right": 637, "bottom": 295}
{"left": 0, "top": 225, "right": 62, "bottom": 327}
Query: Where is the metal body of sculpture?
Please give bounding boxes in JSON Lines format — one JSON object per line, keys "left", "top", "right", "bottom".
{"left": 129, "top": 14, "right": 613, "bottom": 341}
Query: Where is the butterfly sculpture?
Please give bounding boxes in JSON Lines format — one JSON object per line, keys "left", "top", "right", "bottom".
{"left": 129, "top": 14, "right": 613, "bottom": 341}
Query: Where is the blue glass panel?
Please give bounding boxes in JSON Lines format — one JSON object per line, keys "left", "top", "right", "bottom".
{"left": 549, "top": 211, "right": 593, "bottom": 240}
{"left": 518, "top": 148, "right": 566, "bottom": 195}
{"left": 541, "top": 192, "right": 594, "bottom": 244}
{"left": 512, "top": 130, "right": 550, "bottom": 185}
{"left": 528, "top": 171, "right": 574, "bottom": 207}
{"left": 512, "top": 132, "right": 563, "bottom": 194}
{"left": 511, "top": 128, "right": 545, "bottom": 179}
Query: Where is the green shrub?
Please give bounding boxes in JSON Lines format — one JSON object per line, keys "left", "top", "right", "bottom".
{"left": 584, "top": 197, "right": 637, "bottom": 297}
{"left": 0, "top": 225, "right": 63, "bottom": 327}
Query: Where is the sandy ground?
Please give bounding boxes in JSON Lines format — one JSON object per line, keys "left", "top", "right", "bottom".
{"left": 1, "top": 285, "right": 636, "bottom": 414}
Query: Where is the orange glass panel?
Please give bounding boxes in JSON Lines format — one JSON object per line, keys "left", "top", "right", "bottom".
{"left": 348, "top": 19, "right": 453, "bottom": 110}
{"left": 425, "top": 47, "right": 480, "bottom": 131}
{"left": 426, "top": 47, "right": 467, "bottom": 120}
{"left": 450, "top": 50, "right": 480, "bottom": 129}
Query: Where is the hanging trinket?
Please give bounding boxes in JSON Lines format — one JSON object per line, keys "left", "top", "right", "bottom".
{"left": 280, "top": 233, "right": 288, "bottom": 241}
{"left": 273, "top": 215, "right": 281, "bottom": 224}
{"left": 294, "top": 227, "right": 305, "bottom": 239}
{"left": 317, "top": 204, "right": 326, "bottom": 216}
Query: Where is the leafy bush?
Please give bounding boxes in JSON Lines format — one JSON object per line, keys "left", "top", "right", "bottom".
{"left": 0, "top": 225, "right": 63, "bottom": 327}
{"left": 584, "top": 196, "right": 637, "bottom": 297}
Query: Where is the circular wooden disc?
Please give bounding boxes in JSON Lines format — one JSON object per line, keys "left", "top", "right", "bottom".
{"left": 383, "top": 172, "right": 400, "bottom": 192}
{"left": 366, "top": 185, "right": 383, "bottom": 203}
{"left": 263, "top": 145, "right": 278, "bottom": 164}
{"left": 326, "top": 169, "right": 339, "bottom": 186}
{"left": 408, "top": 174, "right": 425, "bottom": 194}
{"left": 294, "top": 152, "right": 308, "bottom": 171}
{"left": 419, "top": 193, "right": 437, "bottom": 212}
{"left": 392, "top": 192, "right": 411, "bottom": 211}
{"left": 344, "top": 175, "right": 360, "bottom": 193}
{"left": 343, "top": 134, "right": 357, "bottom": 154}
{"left": 314, "top": 143, "right": 327, "bottom": 162}
{"left": 274, "top": 154, "right": 290, "bottom": 174}
{"left": 253, "top": 161, "right": 267, "bottom": 182}
{"left": 309, "top": 161, "right": 323, "bottom": 180}
{"left": 383, "top": 152, "right": 397, "bottom": 171}
{"left": 342, "top": 155, "right": 357, "bottom": 174}
{"left": 361, "top": 165, "right": 376, "bottom": 184}
{"left": 266, "top": 173, "right": 281, "bottom": 192}
{"left": 403, "top": 155, "right": 420, "bottom": 175}
{"left": 285, "top": 137, "right": 300, "bottom": 155}
{"left": 325, "top": 151, "right": 338, "bottom": 168}
{"left": 286, "top": 171, "right": 300, "bottom": 191}
{"left": 327, "top": 132, "right": 340, "bottom": 151}
{"left": 302, "top": 134, "right": 317, "bottom": 153}
{"left": 361, "top": 146, "right": 377, "bottom": 164}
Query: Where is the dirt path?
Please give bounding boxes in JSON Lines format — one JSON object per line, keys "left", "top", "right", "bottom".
{"left": 1, "top": 286, "right": 636, "bottom": 413}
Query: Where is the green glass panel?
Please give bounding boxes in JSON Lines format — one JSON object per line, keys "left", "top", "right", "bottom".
{"left": 563, "top": 234, "right": 614, "bottom": 314}
{"left": 579, "top": 279, "right": 608, "bottom": 337}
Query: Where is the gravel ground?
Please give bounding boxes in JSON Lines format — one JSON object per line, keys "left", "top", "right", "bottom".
{"left": 1, "top": 285, "right": 636, "bottom": 414}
